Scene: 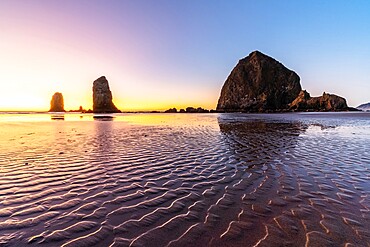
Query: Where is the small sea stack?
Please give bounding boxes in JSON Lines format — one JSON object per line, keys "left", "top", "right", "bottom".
{"left": 290, "top": 90, "right": 349, "bottom": 111}
{"left": 49, "top": 92, "right": 65, "bottom": 112}
{"left": 92, "top": 76, "right": 121, "bottom": 113}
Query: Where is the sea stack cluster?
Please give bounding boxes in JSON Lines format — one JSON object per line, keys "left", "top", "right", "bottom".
{"left": 216, "top": 51, "right": 350, "bottom": 112}
{"left": 49, "top": 76, "right": 121, "bottom": 113}
{"left": 48, "top": 51, "right": 353, "bottom": 113}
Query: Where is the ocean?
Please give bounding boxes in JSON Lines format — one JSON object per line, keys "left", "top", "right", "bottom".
{"left": 0, "top": 112, "right": 369, "bottom": 246}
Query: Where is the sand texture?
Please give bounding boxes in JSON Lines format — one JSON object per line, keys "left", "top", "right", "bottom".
{"left": 0, "top": 113, "right": 369, "bottom": 246}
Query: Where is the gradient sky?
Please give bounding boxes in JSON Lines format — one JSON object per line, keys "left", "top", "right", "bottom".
{"left": 1, "top": 0, "right": 369, "bottom": 111}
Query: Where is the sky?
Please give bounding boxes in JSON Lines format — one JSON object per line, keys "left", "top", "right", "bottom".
{"left": 0, "top": 0, "right": 369, "bottom": 111}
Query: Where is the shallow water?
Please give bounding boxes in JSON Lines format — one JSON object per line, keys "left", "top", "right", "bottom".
{"left": 0, "top": 112, "right": 369, "bottom": 246}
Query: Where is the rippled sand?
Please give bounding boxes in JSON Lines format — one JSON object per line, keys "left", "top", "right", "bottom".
{"left": 0, "top": 112, "right": 369, "bottom": 247}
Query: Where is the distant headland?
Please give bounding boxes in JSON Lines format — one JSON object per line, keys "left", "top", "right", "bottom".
{"left": 49, "top": 51, "right": 361, "bottom": 113}
{"left": 356, "top": 102, "right": 370, "bottom": 112}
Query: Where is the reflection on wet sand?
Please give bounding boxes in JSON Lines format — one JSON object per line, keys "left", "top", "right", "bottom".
{"left": 172, "top": 119, "right": 309, "bottom": 246}
{"left": 50, "top": 114, "right": 65, "bottom": 121}
{"left": 0, "top": 113, "right": 368, "bottom": 246}
{"left": 93, "top": 115, "right": 115, "bottom": 121}
{"left": 213, "top": 116, "right": 369, "bottom": 247}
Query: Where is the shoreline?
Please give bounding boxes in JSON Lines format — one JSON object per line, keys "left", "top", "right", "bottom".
{"left": 0, "top": 113, "right": 368, "bottom": 246}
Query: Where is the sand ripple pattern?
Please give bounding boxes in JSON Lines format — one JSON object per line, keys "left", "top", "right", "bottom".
{"left": 0, "top": 113, "right": 369, "bottom": 246}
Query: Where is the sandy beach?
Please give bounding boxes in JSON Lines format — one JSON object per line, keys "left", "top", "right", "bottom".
{"left": 0, "top": 112, "right": 369, "bottom": 246}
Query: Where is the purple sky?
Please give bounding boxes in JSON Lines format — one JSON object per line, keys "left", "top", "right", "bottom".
{"left": 1, "top": 0, "right": 369, "bottom": 110}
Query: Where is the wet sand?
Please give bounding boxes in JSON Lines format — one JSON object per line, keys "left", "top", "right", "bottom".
{"left": 0, "top": 113, "right": 369, "bottom": 246}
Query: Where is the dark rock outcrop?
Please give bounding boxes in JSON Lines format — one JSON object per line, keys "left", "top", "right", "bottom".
{"left": 164, "top": 108, "right": 177, "bottom": 113}
{"left": 357, "top": 102, "right": 370, "bottom": 112}
{"left": 93, "top": 76, "right": 121, "bottom": 113}
{"left": 290, "top": 91, "right": 348, "bottom": 111}
{"left": 49, "top": 92, "right": 65, "bottom": 112}
{"left": 164, "top": 107, "right": 209, "bottom": 113}
{"left": 186, "top": 107, "right": 210, "bottom": 113}
{"left": 217, "top": 51, "right": 301, "bottom": 112}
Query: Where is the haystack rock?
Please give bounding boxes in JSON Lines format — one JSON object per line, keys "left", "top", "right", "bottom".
{"left": 92, "top": 76, "right": 121, "bottom": 113}
{"left": 290, "top": 90, "right": 348, "bottom": 111}
{"left": 49, "top": 92, "right": 65, "bottom": 112}
{"left": 217, "top": 51, "right": 302, "bottom": 112}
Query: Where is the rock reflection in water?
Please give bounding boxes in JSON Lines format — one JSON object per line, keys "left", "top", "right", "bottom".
{"left": 219, "top": 119, "right": 306, "bottom": 168}
{"left": 93, "top": 115, "right": 115, "bottom": 121}
{"left": 207, "top": 116, "right": 369, "bottom": 247}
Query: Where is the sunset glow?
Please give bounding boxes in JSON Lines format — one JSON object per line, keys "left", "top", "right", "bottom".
{"left": 1, "top": 1, "right": 370, "bottom": 111}
{"left": 1, "top": 2, "right": 370, "bottom": 246}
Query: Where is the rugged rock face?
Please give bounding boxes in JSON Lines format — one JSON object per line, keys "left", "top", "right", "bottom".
{"left": 93, "top": 76, "right": 121, "bottom": 113}
{"left": 290, "top": 90, "right": 311, "bottom": 109}
{"left": 49, "top": 92, "right": 65, "bottom": 112}
{"left": 216, "top": 51, "right": 302, "bottom": 112}
{"left": 290, "top": 91, "right": 348, "bottom": 111}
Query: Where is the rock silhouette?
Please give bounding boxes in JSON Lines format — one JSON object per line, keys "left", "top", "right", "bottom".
{"left": 164, "top": 108, "right": 177, "bottom": 113}
{"left": 49, "top": 92, "right": 65, "bottom": 112}
{"left": 186, "top": 107, "right": 209, "bottom": 113}
{"left": 92, "top": 76, "right": 121, "bottom": 113}
{"left": 164, "top": 107, "right": 210, "bottom": 113}
{"left": 216, "top": 51, "right": 301, "bottom": 112}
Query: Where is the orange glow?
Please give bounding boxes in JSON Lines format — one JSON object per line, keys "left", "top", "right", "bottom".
{"left": 116, "top": 92, "right": 218, "bottom": 112}
{"left": 0, "top": 35, "right": 219, "bottom": 112}
{"left": 0, "top": 2, "right": 220, "bottom": 112}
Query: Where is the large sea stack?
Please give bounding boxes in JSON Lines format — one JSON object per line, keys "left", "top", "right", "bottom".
{"left": 92, "top": 76, "right": 121, "bottom": 113}
{"left": 49, "top": 92, "right": 65, "bottom": 112}
{"left": 216, "top": 51, "right": 302, "bottom": 112}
